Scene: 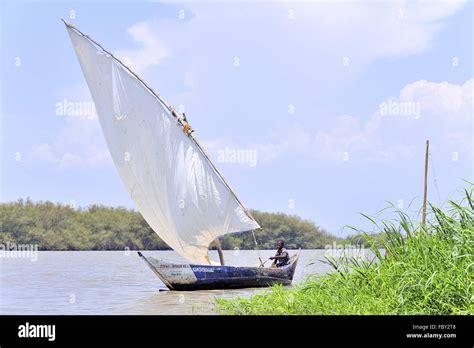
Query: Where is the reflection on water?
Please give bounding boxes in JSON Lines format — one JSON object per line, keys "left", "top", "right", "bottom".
{"left": 0, "top": 250, "right": 335, "bottom": 315}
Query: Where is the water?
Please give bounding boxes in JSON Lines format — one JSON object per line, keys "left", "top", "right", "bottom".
{"left": 0, "top": 250, "right": 335, "bottom": 315}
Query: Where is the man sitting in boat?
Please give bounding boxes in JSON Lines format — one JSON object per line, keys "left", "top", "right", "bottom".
{"left": 270, "top": 240, "right": 290, "bottom": 267}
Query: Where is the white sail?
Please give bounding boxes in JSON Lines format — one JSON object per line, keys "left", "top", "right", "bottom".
{"left": 65, "top": 23, "right": 260, "bottom": 265}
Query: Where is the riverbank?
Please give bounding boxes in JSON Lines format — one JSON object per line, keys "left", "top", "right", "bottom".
{"left": 0, "top": 201, "right": 337, "bottom": 250}
{"left": 216, "top": 187, "right": 474, "bottom": 315}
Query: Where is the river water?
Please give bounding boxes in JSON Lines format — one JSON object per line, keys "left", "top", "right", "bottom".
{"left": 0, "top": 250, "right": 339, "bottom": 315}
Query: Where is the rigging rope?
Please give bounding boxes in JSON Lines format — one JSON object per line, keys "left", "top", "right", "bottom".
{"left": 428, "top": 151, "right": 442, "bottom": 205}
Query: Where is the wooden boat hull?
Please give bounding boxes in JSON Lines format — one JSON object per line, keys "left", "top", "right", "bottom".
{"left": 138, "top": 251, "right": 300, "bottom": 291}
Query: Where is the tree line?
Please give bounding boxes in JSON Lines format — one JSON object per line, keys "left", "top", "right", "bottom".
{"left": 0, "top": 199, "right": 341, "bottom": 250}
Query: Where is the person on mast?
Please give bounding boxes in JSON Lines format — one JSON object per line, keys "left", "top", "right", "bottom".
{"left": 179, "top": 112, "right": 194, "bottom": 136}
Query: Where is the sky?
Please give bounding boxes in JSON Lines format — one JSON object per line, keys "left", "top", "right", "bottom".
{"left": 1, "top": 0, "right": 473, "bottom": 237}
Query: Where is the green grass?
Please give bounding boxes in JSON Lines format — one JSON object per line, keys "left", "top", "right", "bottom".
{"left": 216, "top": 186, "right": 474, "bottom": 315}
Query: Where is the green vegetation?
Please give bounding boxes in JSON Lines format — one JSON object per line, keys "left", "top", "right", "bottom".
{"left": 0, "top": 199, "right": 336, "bottom": 250}
{"left": 216, "top": 187, "right": 474, "bottom": 315}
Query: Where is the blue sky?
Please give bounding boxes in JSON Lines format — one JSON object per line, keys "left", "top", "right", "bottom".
{"left": 1, "top": 0, "right": 472, "bottom": 236}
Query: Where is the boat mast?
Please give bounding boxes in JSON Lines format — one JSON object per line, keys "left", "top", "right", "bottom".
{"left": 214, "top": 239, "right": 225, "bottom": 266}
{"left": 252, "top": 231, "right": 264, "bottom": 267}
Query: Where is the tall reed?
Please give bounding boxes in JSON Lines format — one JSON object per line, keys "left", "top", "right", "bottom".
{"left": 216, "top": 187, "right": 473, "bottom": 315}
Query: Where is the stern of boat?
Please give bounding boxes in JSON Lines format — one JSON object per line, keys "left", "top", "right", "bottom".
{"left": 286, "top": 248, "right": 301, "bottom": 281}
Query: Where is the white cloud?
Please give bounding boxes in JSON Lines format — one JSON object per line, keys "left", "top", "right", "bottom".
{"left": 30, "top": 114, "right": 112, "bottom": 170}
{"left": 400, "top": 79, "right": 473, "bottom": 124}
{"left": 219, "top": 78, "right": 473, "bottom": 164}
{"left": 283, "top": 0, "right": 466, "bottom": 66}
{"left": 29, "top": 81, "right": 112, "bottom": 170}
{"left": 115, "top": 0, "right": 467, "bottom": 99}
{"left": 31, "top": 143, "right": 56, "bottom": 163}
{"left": 116, "top": 21, "right": 169, "bottom": 73}
{"left": 317, "top": 79, "right": 473, "bottom": 162}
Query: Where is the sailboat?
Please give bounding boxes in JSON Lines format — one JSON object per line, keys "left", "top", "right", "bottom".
{"left": 64, "top": 21, "right": 300, "bottom": 290}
